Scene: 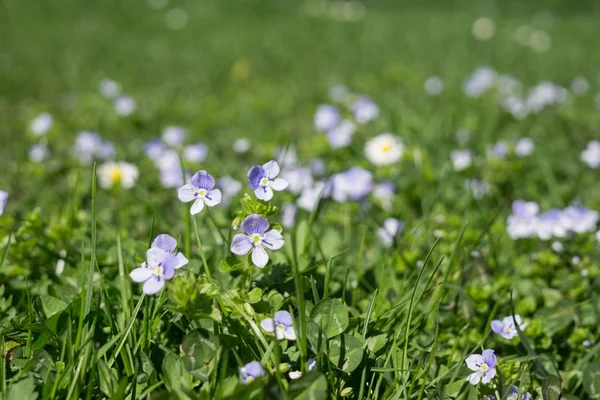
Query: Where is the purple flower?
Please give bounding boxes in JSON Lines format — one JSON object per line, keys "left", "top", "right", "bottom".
{"left": 351, "top": 96, "right": 379, "bottom": 124}
{"left": 144, "top": 138, "right": 166, "bottom": 160}
{"left": 178, "top": 170, "right": 222, "bottom": 215}
{"left": 491, "top": 315, "right": 528, "bottom": 339}
{"left": 260, "top": 310, "right": 296, "bottom": 340}
{"left": 161, "top": 126, "right": 186, "bottom": 147}
{"left": 230, "top": 214, "right": 285, "bottom": 268}
{"left": 247, "top": 161, "right": 289, "bottom": 201}
{"left": 314, "top": 104, "right": 340, "bottom": 132}
{"left": 560, "top": 206, "right": 599, "bottom": 234}
{"left": 465, "top": 349, "right": 497, "bottom": 385}
{"left": 331, "top": 167, "right": 373, "bottom": 202}
{"left": 506, "top": 385, "right": 532, "bottom": 400}
{"left": 536, "top": 209, "right": 566, "bottom": 240}
{"left": 183, "top": 143, "right": 208, "bottom": 163}
{"left": 326, "top": 120, "right": 355, "bottom": 149}
{"left": 289, "top": 358, "right": 317, "bottom": 380}
{"left": 239, "top": 361, "right": 265, "bottom": 384}
{"left": 129, "top": 234, "right": 188, "bottom": 294}
{"left": 280, "top": 167, "right": 313, "bottom": 195}
{"left": 0, "top": 190, "right": 8, "bottom": 216}
{"left": 507, "top": 200, "right": 540, "bottom": 239}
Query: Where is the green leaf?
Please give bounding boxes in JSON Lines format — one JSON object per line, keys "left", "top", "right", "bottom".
{"left": 182, "top": 330, "right": 219, "bottom": 381}
{"left": 365, "top": 334, "right": 388, "bottom": 354}
{"left": 162, "top": 352, "right": 194, "bottom": 394}
{"left": 541, "top": 375, "right": 562, "bottom": 400}
{"left": 289, "top": 372, "right": 328, "bottom": 400}
{"left": 38, "top": 295, "right": 67, "bottom": 319}
{"left": 219, "top": 256, "right": 243, "bottom": 273}
{"left": 583, "top": 362, "right": 600, "bottom": 399}
{"left": 310, "top": 298, "right": 349, "bottom": 339}
{"left": 327, "top": 334, "right": 364, "bottom": 373}
{"left": 6, "top": 375, "right": 38, "bottom": 400}
{"left": 247, "top": 288, "right": 263, "bottom": 304}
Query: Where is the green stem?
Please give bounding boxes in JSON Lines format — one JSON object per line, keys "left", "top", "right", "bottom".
{"left": 193, "top": 217, "right": 212, "bottom": 280}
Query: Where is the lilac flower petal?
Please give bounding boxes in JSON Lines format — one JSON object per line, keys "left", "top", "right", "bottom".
{"left": 241, "top": 214, "right": 270, "bottom": 235}
{"left": 146, "top": 247, "right": 168, "bottom": 269}
{"left": 275, "top": 327, "right": 285, "bottom": 340}
{"left": 255, "top": 186, "right": 274, "bottom": 201}
{"left": 243, "top": 361, "right": 265, "bottom": 379}
{"left": 231, "top": 234, "right": 253, "bottom": 255}
{"left": 482, "top": 368, "right": 496, "bottom": 384}
{"left": 465, "top": 354, "right": 483, "bottom": 371}
{"left": 269, "top": 178, "right": 288, "bottom": 191}
{"left": 178, "top": 184, "right": 198, "bottom": 202}
{"left": 283, "top": 326, "right": 296, "bottom": 341}
{"left": 261, "top": 229, "right": 285, "bottom": 250}
{"left": 161, "top": 253, "right": 179, "bottom": 279}
{"left": 152, "top": 234, "right": 177, "bottom": 253}
{"left": 482, "top": 349, "right": 496, "bottom": 368}
{"left": 260, "top": 318, "right": 275, "bottom": 332}
{"left": 190, "top": 198, "right": 205, "bottom": 215}
{"left": 467, "top": 371, "right": 482, "bottom": 385}
{"left": 143, "top": 276, "right": 165, "bottom": 295}
{"left": 191, "top": 170, "right": 215, "bottom": 190}
{"left": 252, "top": 245, "right": 269, "bottom": 268}
{"left": 204, "top": 189, "right": 222, "bottom": 207}
{"left": 129, "top": 267, "right": 153, "bottom": 282}
{"left": 247, "top": 166, "right": 265, "bottom": 190}
{"left": 175, "top": 252, "right": 188, "bottom": 269}
{"left": 263, "top": 160, "right": 280, "bottom": 178}
{"left": 491, "top": 320, "right": 504, "bottom": 334}
{"left": 273, "top": 310, "right": 293, "bottom": 326}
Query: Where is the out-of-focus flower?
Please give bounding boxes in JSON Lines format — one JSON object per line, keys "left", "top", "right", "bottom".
{"left": 183, "top": 143, "right": 208, "bottom": 163}
{"left": 424, "top": 76, "right": 444, "bottom": 96}
{"left": 162, "top": 126, "right": 186, "bottom": 147}
{"left": 581, "top": 140, "right": 600, "bottom": 169}
{"left": 239, "top": 361, "right": 265, "bottom": 384}
{"left": 144, "top": 138, "right": 167, "bottom": 160}
{"left": 297, "top": 181, "right": 329, "bottom": 211}
{"left": 331, "top": 167, "right": 373, "bottom": 202}
{"left": 465, "top": 179, "right": 490, "bottom": 200}
{"left": 352, "top": 96, "right": 379, "bottom": 124}
{"left": 314, "top": 104, "right": 340, "bottom": 132}
{"left": 29, "top": 144, "right": 49, "bottom": 163}
{"left": 177, "top": 170, "right": 222, "bottom": 215}
{"left": 365, "top": 133, "right": 404, "bottom": 166}
{"left": 129, "top": 234, "right": 188, "bottom": 295}
{"left": 0, "top": 191, "right": 8, "bottom": 216}
{"left": 571, "top": 76, "right": 589, "bottom": 95}
{"left": 281, "top": 167, "right": 313, "bottom": 195}
{"left": 526, "top": 82, "right": 567, "bottom": 113}
{"left": 506, "top": 385, "right": 533, "bottom": 400}
{"left": 310, "top": 158, "right": 326, "bottom": 177}
{"left": 489, "top": 140, "right": 509, "bottom": 159}
{"left": 328, "top": 84, "right": 348, "bottom": 102}
{"left": 560, "top": 206, "right": 599, "bottom": 234}
{"left": 536, "top": 209, "right": 567, "bottom": 240}
{"left": 373, "top": 182, "right": 395, "bottom": 211}
{"left": 491, "top": 315, "right": 528, "bottom": 339}
{"left": 99, "top": 78, "right": 121, "bottom": 99}
{"left": 507, "top": 200, "right": 539, "bottom": 239}
{"left": 260, "top": 310, "right": 296, "bottom": 340}
{"left": 289, "top": 359, "right": 317, "bottom": 380}
{"left": 114, "top": 95, "right": 136, "bottom": 116}
{"left": 281, "top": 203, "right": 297, "bottom": 228}
{"left": 231, "top": 214, "right": 285, "bottom": 268}
{"left": 218, "top": 176, "right": 242, "bottom": 205}
{"left": 75, "top": 131, "right": 114, "bottom": 165}
{"left": 472, "top": 17, "right": 495, "bottom": 41}
{"left": 326, "top": 120, "right": 355, "bottom": 149}
{"left": 233, "top": 138, "right": 251, "bottom": 154}
{"left": 377, "top": 218, "right": 404, "bottom": 247}
{"left": 29, "top": 113, "right": 53, "bottom": 136}
{"left": 455, "top": 129, "right": 470, "bottom": 145}
{"left": 247, "top": 161, "right": 289, "bottom": 201}
{"left": 98, "top": 161, "right": 139, "bottom": 189}
{"left": 463, "top": 67, "right": 496, "bottom": 98}
{"left": 515, "top": 137, "right": 534, "bottom": 157}
{"left": 450, "top": 149, "right": 472, "bottom": 171}
{"left": 465, "top": 349, "right": 497, "bottom": 385}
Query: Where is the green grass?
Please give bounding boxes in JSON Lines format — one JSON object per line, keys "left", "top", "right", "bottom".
{"left": 1, "top": 0, "right": 600, "bottom": 399}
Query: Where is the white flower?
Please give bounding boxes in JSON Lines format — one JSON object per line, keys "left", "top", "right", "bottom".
{"left": 29, "top": 144, "right": 49, "bottom": 163}
{"left": 29, "top": 113, "right": 53, "bottom": 136}
{"left": 450, "top": 149, "right": 472, "bottom": 171}
{"left": 183, "top": 143, "right": 208, "bottom": 163}
{"left": 463, "top": 67, "right": 496, "bottom": 98}
{"left": 233, "top": 138, "right": 251, "bottom": 154}
{"left": 424, "top": 76, "right": 444, "bottom": 96}
{"left": 377, "top": 218, "right": 404, "bottom": 247}
{"left": 162, "top": 126, "right": 186, "bottom": 147}
{"left": 326, "top": 120, "right": 355, "bottom": 149}
{"left": 114, "top": 95, "right": 136, "bottom": 116}
{"left": 581, "top": 140, "right": 600, "bottom": 169}
{"left": 99, "top": 78, "right": 121, "bottom": 99}
{"left": 97, "top": 161, "right": 139, "bottom": 189}
{"left": 365, "top": 133, "right": 404, "bottom": 166}
{"left": 314, "top": 105, "right": 340, "bottom": 132}
{"left": 177, "top": 170, "right": 222, "bottom": 215}
{"left": 0, "top": 191, "right": 8, "bottom": 216}
{"left": 515, "top": 137, "right": 534, "bottom": 157}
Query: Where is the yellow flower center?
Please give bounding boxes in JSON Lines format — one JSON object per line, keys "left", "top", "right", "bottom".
{"left": 155, "top": 266, "right": 163, "bottom": 277}
{"left": 197, "top": 188, "right": 207, "bottom": 197}
{"left": 277, "top": 323, "right": 285, "bottom": 330}
{"left": 251, "top": 234, "right": 262, "bottom": 244}
{"left": 260, "top": 177, "right": 270, "bottom": 186}
{"left": 480, "top": 364, "right": 489, "bottom": 371}
{"left": 111, "top": 168, "right": 122, "bottom": 182}
{"left": 381, "top": 143, "right": 393, "bottom": 153}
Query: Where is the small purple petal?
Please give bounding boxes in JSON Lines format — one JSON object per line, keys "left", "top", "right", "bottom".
{"left": 260, "top": 318, "right": 275, "bottom": 332}
{"left": 231, "top": 234, "right": 253, "bottom": 255}
{"left": 491, "top": 320, "right": 504, "bottom": 334}
{"left": 247, "top": 166, "right": 265, "bottom": 190}
{"left": 273, "top": 310, "right": 293, "bottom": 327}
{"left": 241, "top": 214, "right": 270, "bottom": 235}
{"left": 191, "top": 170, "right": 215, "bottom": 190}
{"left": 482, "top": 349, "right": 496, "bottom": 368}
{"left": 152, "top": 234, "right": 177, "bottom": 253}
{"left": 161, "top": 253, "right": 178, "bottom": 280}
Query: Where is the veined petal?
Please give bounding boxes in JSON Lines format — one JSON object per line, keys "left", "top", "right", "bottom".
{"left": 191, "top": 170, "right": 215, "bottom": 190}
{"left": 490, "top": 320, "right": 504, "bottom": 334}
{"left": 152, "top": 234, "right": 177, "bottom": 253}
{"left": 482, "top": 349, "right": 496, "bottom": 368}
{"left": 260, "top": 318, "right": 275, "bottom": 332}
{"left": 269, "top": 178, "right": 288, "bottom": 191}
{"left": 143, "top": 277, "right": 165, "bottom": 295}
{"left": 231, "top": 234, "right": 252, "bottom": 255}
{"left": 283, "top": 326, "right": 296, "bottom": 341}
{"left": 263, "top": 160, "right": 280, "bottom": 178}
{"left": 204, "top": 189, "right": 222, "bottom": 207}
{"left": 190, "top": 198, "right": 205, "bottom": 215}
{"left": 146, "top": 247, "right": 168, "bottom": 269}
{"left": 161, "top": 253, "right": 178, "bottom": 279}
{"left": 465, "top": 354, "right": 483, "bottom": 371}
{"left": 251, "top": 245, "right": 269, "bottom": 268}
{"left": 129, "top": 267, "right": 153, "bottom": 282}
{"left": 247, "top": 166, "right": 265, "bottom": 190}
{"left": 261, "top": 229, "right": 285, "bottom": 250}
{"left": 241, "top": 214, "right": 270, "bottom": 235}
{"left": 273, "top": 310, "right": 293, "bottom": 326}
{"left": 178, "top": 184, "right": 198, "bottom": 202}
{"left": 255, "top": 186, "right": 274, "bottom": 201}
{"left": 481, "top": 368, "right": 496, "bottom": 384}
